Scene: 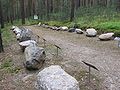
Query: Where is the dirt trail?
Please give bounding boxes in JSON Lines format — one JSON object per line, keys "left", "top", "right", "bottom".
{"left": 26, "top": 26, "right": 120, "bottom": 90}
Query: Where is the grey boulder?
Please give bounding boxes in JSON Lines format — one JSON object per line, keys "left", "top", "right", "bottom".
{"left": 19, "top": 40, "right": 37, "bottom": 52}
{"left": 18, "top": 28, "right": 33, "bottom": 42}
{"left": 75, "top": 29, "right": 83, "bottom": 34}
{"left": 37, "top": 65, "right": 79, "bottom": 90}
{"left": 68, "top": 28, "right": 76, "bottom": 32}
{"left": 61, "top": 26, "right": 68, "bottom": 31}
{"left": 86, "top": 28, "right": 97, "bottom": 37}
{"left": 99, "top": 33, "right": 114, "bottom": 41}
{"left": 24, "top": 44, "right": 46, "bottom": 70}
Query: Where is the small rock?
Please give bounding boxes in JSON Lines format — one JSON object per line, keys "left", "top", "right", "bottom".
{"left": 38, "top": 22, "right": 41, "bottom": 26}
{"left": 61, "top": 26, "right": 68, "bottom": 31}
{"left": 114, "top": 37, "right": 120, "bottom": 41}
{"left": 68, "top": 28, "right": 76, "bottom": 32}
{"left": 75, "top": 29, "right": 83, "bottom": 34}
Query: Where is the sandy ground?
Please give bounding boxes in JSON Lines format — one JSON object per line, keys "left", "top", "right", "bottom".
{"left": 26, "top": 26, "right": 120, "bottom": 90}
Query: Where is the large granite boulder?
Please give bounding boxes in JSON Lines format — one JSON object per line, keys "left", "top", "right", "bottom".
{"left": 68, "top": 28, "right": 76, "bottom": 32}
{"left": 37, "top": 65, "right": 80, "bottom": 90}
{"left": 99, "top": 33, "right": 114, "bottom": 41}
{"left": 75, "top": 29, "right": 83, "bottom": 34}
{"left": 24, "top": 44, "right": 46, "bottom": 70}
{"left": 19, "top": 40, "right": 37, "bottom": 52}
{"left": 86, "top": 28, "right": 97, "bottom": 37}
{"left": 18, "top": 28, "right": 33, "bottom": 42}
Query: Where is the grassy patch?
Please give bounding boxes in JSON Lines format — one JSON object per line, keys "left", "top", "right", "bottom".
{"left": 1, "top": 25, "right": 16, "bottom": 47}
{"left": 43, "top": 15, "right": 120, "bottom": 36}
{"left": 0, "top": 58, "right": 21, "bottom": 74}
{"left": 42, "top": 6, "right": 120, "bottom": 36}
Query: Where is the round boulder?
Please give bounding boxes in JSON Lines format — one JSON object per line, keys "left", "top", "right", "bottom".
{"left": 99, "top": 33, "right": 114, "bottom": 41}
{"left": 86, "top": 28, "right": 97, "bottom": 37}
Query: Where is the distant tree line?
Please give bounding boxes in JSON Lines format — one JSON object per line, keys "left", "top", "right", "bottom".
{"left": 0, "top": 0, "right": 119, "bottom": 26}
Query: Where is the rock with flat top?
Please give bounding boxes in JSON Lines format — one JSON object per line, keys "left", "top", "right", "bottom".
{"left": 19, "top": 40, "right": 37, "bottom": 52}
{"left": 37, "top": 65, "right": 79, "bottom": 90}
{"left": 86, "top": 28, "right": 97, "bottom": 37}
{"left": 99, "top": 33, "right": 114, "bottom": 41}
{"left": 75, "top": 29, "right": 83, "bottom": 34}
{"left": 24, "top": 44, "right": 46, "bottom": 70}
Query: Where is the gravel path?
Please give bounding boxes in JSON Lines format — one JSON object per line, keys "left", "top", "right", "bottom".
{"left": 26, "top": 26, "right": 120, "bottom": 90}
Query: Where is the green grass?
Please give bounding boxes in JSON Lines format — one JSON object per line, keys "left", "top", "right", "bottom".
{"left": 1, "top": 24, "right": 16, "bottom": 47}
{"left": 43, "top": 14, "right": 120, "bottom": 36}
{"left": 41, "top": 6, "right": 120, "bottom": 36}
{"left": 0, "top": 58, "right": 21, "bottom": 74}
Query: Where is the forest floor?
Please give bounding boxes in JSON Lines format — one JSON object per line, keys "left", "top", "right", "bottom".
{"left": 0, "top": 25, "right": 120, "bottom": 90}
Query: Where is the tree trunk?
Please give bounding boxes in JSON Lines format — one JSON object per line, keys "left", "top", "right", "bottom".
{"left": 50, "top": 0, "right": 53, "bottom": 13}
{"left": 70, "top": 0, "right": 75, "bottom": 22}
{"left": 20, "top": 0, "right": 25, "bottom": 24}
{"left": 0, "top": 0, "right": 4, "bottom": 28}
{"left": 46, "top": 0, "right": 49, "bottom": 20}
{"left": 0, "top": 0, "right": 4, "bottom": 52}
{"left": 117, "top": 0, "right": 120, "bottom": 11}
{"left": 0, "top": 29, "right": 4, "bottom": 53}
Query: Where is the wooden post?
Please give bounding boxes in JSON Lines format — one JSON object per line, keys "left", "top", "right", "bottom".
{"left": 82, "top": 61, "right": 99, "bottom": 84}
{"left": 54, "top": 44, "right": 61, "bottom": 57}
{"left": 88, "top": 66, "right": 91, "bottom": 83}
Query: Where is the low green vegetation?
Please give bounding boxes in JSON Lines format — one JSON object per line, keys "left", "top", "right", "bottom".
{"left": 42, "top": 7, "right": 120, "bottom": 36}
{"left": 2, "top": 24, "right": 15, "bottom": 47}
{"left": 0, "top": 58, "right": 21, "bottom": 74}
{"left": 43, "top": 19, "right": 120, "bottom": 36}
